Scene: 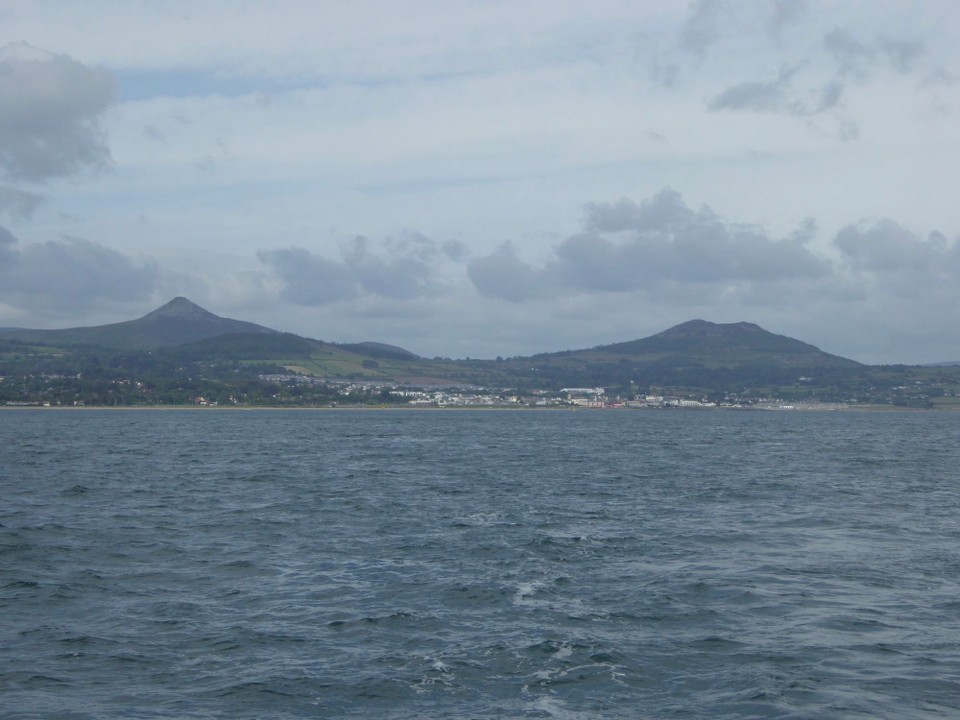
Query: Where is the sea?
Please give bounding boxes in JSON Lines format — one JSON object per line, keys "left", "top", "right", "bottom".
{"left": 1, "top": 408, "right": 959, "bottom": 719}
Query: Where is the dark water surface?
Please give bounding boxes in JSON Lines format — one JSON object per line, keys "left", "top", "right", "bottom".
{"left": 2, "top": 408, "right": 959, "bottom": 719}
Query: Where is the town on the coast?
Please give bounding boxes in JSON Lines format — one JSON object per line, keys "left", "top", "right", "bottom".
{"left": 2, "top": 298, "right": 958, "bottom": 410}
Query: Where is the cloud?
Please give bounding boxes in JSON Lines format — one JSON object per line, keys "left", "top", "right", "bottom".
{"left": 708, "top": 68, "right": 794, "bottom": 113}
{"left": 344, "top": 236, "right": 435, "bottom": 300}
{"left": 835, "top": 219, "right": 960, "bottom": 276}
{"left": 823, "top": 28, "right": 926, "bottom": 79}
{"left": 584, "top": 188, "right": 694, "bottom": 233}
{"left": 258, "top": 247, "right": 358, "bottom": 305}
{"left": 767, "top": 0, "right": 807, "bottom": 41}
{"left": 440, "top": 239, "right": 468, "bottom": 262}
{"left": 467, "top": 188, "right": 831, "bottom": 302}
{"left": 823, "top": 27, "right": 875, "bottom": 79}
{"left": 0, "top": 224, "right": 16, "bottom": 263}
{"left": 679, "top": 0, "right": 724, "bottom": 59}
{"left": 458, "top": 194, "right": 960, "bottom": 363}
{"left": 0, "top": 187, "right": 43, "bottom": 220}
{"left": 0, "top": 42, "right": 115, "bottom": 183}
{"left": 880, "top": 38, "right": 925, "bottom": 74}
{"left": 466, "top": 243, "right": 553, "bottom": 302}
{"left": 0, "top": 227, "right": 158, "bottom": 311}
{"left": 827, "top": 220, "right": 960, "bottom": 359}
{"left": 259, "top": 233, "right": 450, "bottom": 306}
{"left": 708, "top": 72, "right": 846, "bottom": 118}
{"left": 655, "top": 10, "right": 934, "bottom": 139}
{"left": 579, "top": 189, "right": 830, "bottom": 287}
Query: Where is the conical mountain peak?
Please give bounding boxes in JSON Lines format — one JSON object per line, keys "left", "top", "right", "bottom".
{"left": 142, "top": 297, "right": 219, "bottom": 321}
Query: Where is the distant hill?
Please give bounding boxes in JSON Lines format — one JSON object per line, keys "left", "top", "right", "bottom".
{"left": 0, "top": 304, "right": 862, "bottom": 391}
{"left": 5, "top": 304, "right": 959, "bottom": 407}
{"left": 338, "top": 342, "right": 420, "bottom": 361}
{"left": 498, "top": 319, "right": 863, "bottom": 390}
{"left": 578, "top": 319, "right": 861, "bottom": 368}
{"left": 0, "top": 297, "right": 277, "bottom": 350}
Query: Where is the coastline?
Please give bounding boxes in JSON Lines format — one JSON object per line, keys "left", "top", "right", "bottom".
{"left": 2, "top": 403, "right": 955, "bottom": 412}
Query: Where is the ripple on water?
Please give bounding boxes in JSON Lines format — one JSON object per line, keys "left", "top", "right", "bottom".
{"left": 1, "top": 409, "right": 959, "bottom": 719}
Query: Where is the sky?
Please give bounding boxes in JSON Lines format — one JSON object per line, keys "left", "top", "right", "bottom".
{"left": 1, "top": 0, "right": 958, "bottom": 364}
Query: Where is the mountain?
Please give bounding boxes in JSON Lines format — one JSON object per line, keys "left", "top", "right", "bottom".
{"left": 0, "top": 297, "right": 277, "bottom": 350}
{"left": 493, "top": 319, "right": 864, "bottom": 391}
{"left": 576, "top": 319, "right": 861, "bottom": 368}
{"left": 5, "top": 306, "right": 958, "bottom": 407}
{"left": 0, "top": 303, "right": 862, "bottom": 371}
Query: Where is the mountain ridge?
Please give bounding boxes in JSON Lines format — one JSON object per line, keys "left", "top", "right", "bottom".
{"left": 579, "top": 318, "right": 861, "bottom": 369}
{"left": 0, "top": 297, "right": 277, "bottom": 350}
{"left": 0, "top": 298, "right": 859, "bottom": 369}
{"left": 4, "top": 299, "right": 959, "bottom": 408}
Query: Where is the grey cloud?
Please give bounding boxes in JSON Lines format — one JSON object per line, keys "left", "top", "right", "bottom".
{"left": 259, "top": 247, "right": 358, "bottom": 304}
{"left": 880, "top": 38, "right": 925, "bottom": 74}
{"left": 708, "top": 73, "right": 791, "bottom": 113}
{"left": 580, "top": 217, "right": 825, "bottom": 286}
{"left": 823, "top": 29, "right": 926, "bottom": 79}
{"left": 0, "top": 186, "right": 43, "bottom": 219}
{"left": 585, "top": 188, "right": 694, "bottom": 233}
{"left": 261, "top": 234, "right": 451, "bottom": 306}
{"left": 345, "top": 236, "right": 434, "bottom": 300}
{"left": 553, "top": 233, "right": 651, "bottom": 291}
{"left": 680, "top": 0, "right": 724, "bottom": 59}
{"left": 380, "top": 231, "right": 467, "bottom": 264}
{"left": 810, "top": 80, "right": 844, "bottom": 113}
{"left": 468, "top": 190, "right": 831, "bottom": 302}
{"left": 708, "top": 67, "right": 844, "bottom": 117}
{"left": 441, "top": 239, "right": 467, "bottom": 262}
{"left": 837, "top": 119, "right": 859, "bottom": 141}
{"left": 834, "top": 219, "right": 960, "bottom": 274}
{"left": 466, "top": 243, "right": 554, "bottom": 302}
{"left": 788, "top": 217, "right": 817, "bottom": 244}
{"left": 0, "top": 43, "right": 115, "bottom": 183}
{"left": 143, "top": 124, "right": 167, "bottom": 144}
{"left": 823, "top": 28, "right": 875, "bottom": 79}
{"left": 832, "top": 220, "right": 960, "bottom": 313}
{"left": 0, "top": 224, "right": 16, "bottom": 263}
{"left": 921, "top": 69, "right": 958, "bottom": 87}
{"left": 378, "top": 231, "right": 451, "bottom": 264}
{"left": 823, "top": 28, "right": 927, "bottom": 81}
{"left": 636, "top": 44, "right": 680, "bottom": 88}
{"left": 725, "top": 226, "right": 830, "bottom": 280}
{"left": 643, "top": 3, "right": 751, "bottom": 87}
{"left": 767, "top": 0, "right": 806, "bottom": 41}
{"left": 0, "top": 230, "right": 158, "bottom": 311}
{"left": 647, "top": 55, "right": 681, "bottom": 88}
{"left": 359, "top": 259, "right": 432, "bottom": 300}
{"left": 382, "top": 231, "right": 433, "bottom": 261}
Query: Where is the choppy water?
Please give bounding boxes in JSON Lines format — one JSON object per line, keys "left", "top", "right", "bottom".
{"left": 2, "top": 408, "right": 959, "bottom": 719}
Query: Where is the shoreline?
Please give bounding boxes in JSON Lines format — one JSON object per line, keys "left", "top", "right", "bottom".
{"left": 1, "top": 403, "right": 955, "bottom": 412}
